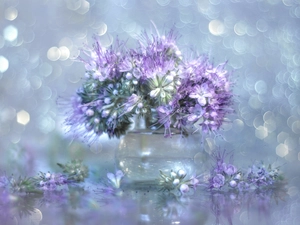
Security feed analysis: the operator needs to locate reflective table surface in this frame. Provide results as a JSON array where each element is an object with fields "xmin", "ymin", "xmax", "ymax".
[
  {"xmin": 1, "ymin": 0, "xmax": 300, "ymax": 224},
  {"xmin": 1, "ymin": 141, "xmax": 299, "ymax": 225}
]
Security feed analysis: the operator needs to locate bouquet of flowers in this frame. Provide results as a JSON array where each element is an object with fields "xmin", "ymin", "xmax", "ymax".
[{"xmin": 64, "ymin": 29, "xmax": 233, "ymax": 141}]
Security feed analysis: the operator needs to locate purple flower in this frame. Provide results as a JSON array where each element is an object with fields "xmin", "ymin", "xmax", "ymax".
[
  {"xmin": 121, "ymin": 94, "xmax": 141, "ymax": 115},
  {"xmin": 170, "ymin": 57, "xmax": 233, "ymax": 134},
  {"xmin": 212, "ymin": 174, "xmax": 225, "ymax": 189},
  {"xmin": 139, "ymin": 29, "xmax": 180, "ymax": 60},
  {"xmin": 224, "ymin": 164, "xmax": 237, "ymax": 176},
  {"xmin": 237, "ymin": 181, "xmax": 249, "ymax": 191},
  {"xmin": 37, "ymin": 172, "xmax": 68, "ymax": 191},
  {"xmin": 189, "ymin": 176, "xmax": 200, "ymax": 188},
  {"xmin": 157, "ymin": 106, "xmax": 174, "ymax": 137},
  {"xmin": 189, "ymin": 83, "xmax": 213, "ymax": 106},
  {"xmin": 187, "ymin": 104, "xmax": 204, "ymax": 122},
  {"xmin": 0, "ymin": 175, "xmax": 9, "ymax": 188},
  {"xmin": 246, "ymin": 163, "xmax": 277, "ymax": 187}
]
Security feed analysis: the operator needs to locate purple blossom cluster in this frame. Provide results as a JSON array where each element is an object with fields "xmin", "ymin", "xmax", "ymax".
[
  {"xmin": 0, "ymin": 160, "xmax": 89, "ymax": 195},
  {"xmin": 64, "ymin": 29, "xmax": 233, "ymax": 140},
  {"xmin": 36, "ymin": 172, "xmax": 68, "ymax": 191},
  {"xmin": 209, "ymin": 151, "xmax": 283, "ymax": 191},
  {"xmin": 0, "ymin": 175, "xmax": 10, "ymax": 188}
]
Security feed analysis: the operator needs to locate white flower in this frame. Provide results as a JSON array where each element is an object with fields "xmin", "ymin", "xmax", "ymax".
[
  {"xmin": 107, "ymin": 170, "xmax": 124, "ymax": 189},
  {"xmin": 45, "ymin": 173, "xmax": 51, "ymax": 179},
  {"xmin": 229, "ymin": 180, "xmax": 237, "ymax": 188},
  {"xmin": 170, "ymin": 171, "xmax": 177, "ymax": 178},
  {"xmin": 126, "ymin": 72, "xmax": 132, "ymax": 80},
  {"xmin": 178, "ymin": 170, "xmax": 186, "ymax": 177}
]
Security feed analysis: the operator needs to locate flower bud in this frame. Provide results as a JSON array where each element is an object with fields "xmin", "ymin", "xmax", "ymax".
[
  {"xmin": 126, "ymin": 72, "xmax": 133, "ymax": 80},
  {"xmin": 170, "ymin": 171, "xmax": 177, "ymax": 178},
  {"xmin": 235, "ymin": 173, "xmax": 241, "ymax": 180},
  {"xmin": 102, "ymin": 110, "xmax": 110, "ymax": 118},
  {"xmin": 229, "ymin": 180, "xmax": 237, "ymax": 187},
  {"xmin": 104, "ymin": 98, "xmax": 111, "ymax": 104},
  {"xmin": 137, "ymin": 102, "xmax": 143, "ymax": 108},
  {"xmin": 166, "ymin": 75, "xmax": 174, "ymax": 82},
  {"xmin": 178, "ymin": 170, "xmax": 186, "ymax": 177},
  {"xmin": 173, "ymin": 178, "xmax": 180, "ymax": 185},
  {"xmin": 150, "ymin": 88, "xmax": 160, "ymax": 98},
  {"xmin": 180, "ymin": 183, "xmax": 189, "ymax": 193},
  {"xmin": 175, "ymin": 50, "xmax": 181, "ymax": 56},
  {"xmin": 86, "ymin": 109, "xmax": 94, "ymax": 117}
]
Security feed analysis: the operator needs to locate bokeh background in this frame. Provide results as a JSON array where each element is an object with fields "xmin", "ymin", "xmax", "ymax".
[{"xmin": 0, "ymin": 0, "xmax": 300, "ymax": 224}]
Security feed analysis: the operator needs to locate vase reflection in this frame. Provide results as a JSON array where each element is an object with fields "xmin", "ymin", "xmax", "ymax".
[{"xmin": 116, "ymin": 130, "xmax": 208, "ymax": 183}]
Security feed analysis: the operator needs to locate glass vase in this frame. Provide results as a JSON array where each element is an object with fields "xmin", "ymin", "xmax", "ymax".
[{"xmin": 115, "ymin": 117, "xmax": 208, "ymax": 183}]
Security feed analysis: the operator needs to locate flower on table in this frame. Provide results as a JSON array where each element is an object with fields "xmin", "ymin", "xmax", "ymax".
[
  {"xmin": 224, "ymin": 164, "xmax": 237, "ymax": 176},
  {"xmin": 0, "ymin": 174, "xmax": 10, "ymax": 188},
  {"xmin": 208, "ymin": 150, "xmax": 284, "ymax": 191},
  {"xmin": 107, "ymin": 170, "xmax": 124, "ymax": 189},
  {"xmin": 246, "ymin": 161, "xmax": 282, "ymax": 187},
  {"xmin": 158, "ymin": 169, "xmax": 199, "ymax": 195},
  {"xmin": 9, "ymin": 176, "xmax": 40, "ymax": 194},
  {"xmin": 35, "ymin": 172, "xmax": 68, "ymax": 191},
  {"xmin": 95, "ymin": 170, "xmax": 125, "ymax": 197},
  {"xmin": 211, "ymin": 174, "xmax": 225, "ymax": 189},
  {"xmin": 57, "ymin": 159, "xmax": 89, "ymax": 183}
]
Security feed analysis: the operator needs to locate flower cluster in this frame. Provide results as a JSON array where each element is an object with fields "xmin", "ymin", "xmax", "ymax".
[
  {"xmin": 209, "ymin": 151, "xmax": 283, "ymax": 191},
  {"xmin": 158, "ymin": 169, "xmax": 199, "ymax": 195},
  {"xmin": 35, "ymin": 172, "xmax": 68, "ymax": 191},
  {"xmin": 64, "ymin": 29, "xmax": 233, "ymax": 140},
  {"xmin": 57, "ymin": 159, "xmax": 89, "ymax": 183},
  {"xmin": 0, "ymin": 174, "xmax": 10, "ymax": 188},
  {"xmin": 0, "ymin": 160, "xmax": 89, "ymax": 195},
  {"xmin": 9, "ymin": 176, "xmax": 39, "ymax": 194}
]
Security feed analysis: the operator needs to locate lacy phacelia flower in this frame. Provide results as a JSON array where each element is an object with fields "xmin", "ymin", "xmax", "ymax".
[
  {"xmin": 158, "ymin": 169, "xmax": 198, "ymax": 195},
  {"xmin": 208, "ymin": 150, "xmax": 284, "ymax": 191},
  {"xmin": 9, "ymin": 176, "xmax": 39, "ymax": 193},
  {"xmin": 0, "ymin": 175, "xmax": 10, "ymax": 188},
  {"xmin": 173, "ymin": 58, "xmax": 233, "ymax": 134},
  {"xmin": 57, "ymin": 159, "xmax": 89, "ymax": 183},
  {"xmin": 35, "ymin": 172, "xmax": 68, "ymax": 191},
  {"xmin": 64, "ymin": 29, "xmax": 233, "ymax": 140},
  {"xmin": 211, "ymin": 174, "xmax": 225, "ymax": 188}
]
